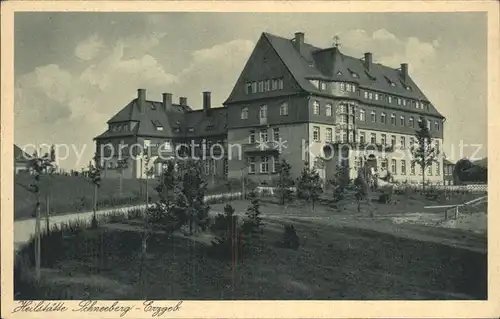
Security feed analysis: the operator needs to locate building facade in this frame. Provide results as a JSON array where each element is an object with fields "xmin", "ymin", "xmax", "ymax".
[
  {"xmin": 224, "ymin": 32, "xmax": 446, "ymax": 184},
  {"xmin": 94, "ymin": 90, "xmax": 228, "ymax": 183},
  {"xmin": 95, "ymin": 31, "xmax": 446, "ymax": 185}
]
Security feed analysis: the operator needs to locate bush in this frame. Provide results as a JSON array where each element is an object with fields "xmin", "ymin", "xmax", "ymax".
[
  {"xmin": 282, "ymin": 224, "xmax": 299, "ymax": 250},
  {"xmin": 378, "ymin": 185, "xmax": 394, "ymax": 204}
]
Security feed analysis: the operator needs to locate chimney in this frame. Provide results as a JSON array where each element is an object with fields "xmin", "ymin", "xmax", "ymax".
[
  {"xmin": 179, "ymin": 97, "xmax": 187, "ymax": 106},
  {"xmin": 203, "ymin": 91, "xmax": 211, "ymax": 116},
  {"xmin": 162, "ymin": 93, "xmax": 172, "ymax": 112},
  {"xmin": 294, "ymin": 32, "xmax": 305, "ymax": 54},
  {"xmin": 401, "ymin": 63, "xmax": 408, "ymax": 82},
  {"xmin": 364, "ymin": 52, "xmax": 372, "ymax": 71},
  {"xmin": 137, "ymin": 88, "xmax": 146, "ymax": 113}
]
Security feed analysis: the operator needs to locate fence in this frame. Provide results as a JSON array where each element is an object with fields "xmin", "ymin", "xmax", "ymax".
[{"xmin": 392, "ymin": 183, "xmax": 487, "ymax": 193}]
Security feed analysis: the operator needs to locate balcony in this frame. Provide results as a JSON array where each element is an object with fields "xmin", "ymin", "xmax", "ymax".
[{"xmin": 242, "ymin": 141, "xmax": 281, "ymax": 154}]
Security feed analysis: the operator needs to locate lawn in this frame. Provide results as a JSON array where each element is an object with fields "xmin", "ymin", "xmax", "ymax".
[
  {"xmin": 14, "ymin": 174, "xmax": 236, "ymax": 220},
  {"xmin": 15, "ymin": 200, "xmax": 487, "ymax": 300}
]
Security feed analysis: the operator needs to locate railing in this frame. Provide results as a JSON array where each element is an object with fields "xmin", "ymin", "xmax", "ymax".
[{"xmin": 424, "ymin": 195, "xmax": 487, "ymax": 220}]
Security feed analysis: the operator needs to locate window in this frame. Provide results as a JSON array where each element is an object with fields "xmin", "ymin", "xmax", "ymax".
[
  {"xmin": 173, "ymin": 127, "xmax": 181, "ymax": 133},
  {"xmin": 313, "ymin": 101, "xmax": 320, "ymax": 115},
  {"xmin": 248, "ymin": 157, "xmax": 256, "ymax": 174},
  {"xmin": 419, "ymin": 167, "xmax": 423, "ymax": 176},
  {"xmin": 320, "ymin": 81, "xmax": 327, "ymax": 91},
  {"xmin": 397, "ymin": 98, "xmax": 402, "ymax": 105},
  {"xmin": 188, "ymin": 127, "xmax": 195, "ymax": 132},
  {"xmin": 360, "ymin": 109, "xmax": 365, "ymax": 121},
  {"xmin": 370, "ymin": 133, "xmax": 376, "ymax": 144},
  {"xmin": 272, "ymin": 155, "xmax": 279, "ymax": 173},
  {"xmin": 436, "ymin": 162, "xmax": 440, "ymax": 176},
  {"xmin": 368, "ymin": 92, "xmax": 373, "ymax": 99},
  {"xmin": 206, "ymin": 125, "xmax": 214, "ymax": 131},
  {"xmin": 400, "ymin": 136, "xmax": 406, "ymax": 149},
  {"xmin": 252, "ymin": 82, "xmax": 257, "ymax": 93},
  {"xmin": 339, "ymin": 114, "xmax": 347, "ymax": 124},
  {"xmin": 409, "ymin": 117, "xmax": 414, "ymax": 128},
  {"xmin": 435, "ymin": 121, "xmax": 440, "ymax": 131},
  {"xmin": 349, "ymin": 105, "xmax": 355, "ymax": 114},
  {"xmin": 152, "ymin": 120, "xmax": 164, "ymax": 131},
  {"xmin": 411, "ymin": 163, "xmax": 416, "ymax": 175},
  {"xmin": 326, "ymin": 128, "xmax": 333, "ymax": 142},
  {"xmin": 352, "ymin": 85, "xmax": 356, "ymax": 92},
  {"xmin": 400, "ymin": 116, "xmax": 405, "ymax": 126},
  {"xmin": 391, "ymin": 114, "xmax": 396, "ymax": 125},
  {"xmin": 310, "ymin": 80, "xmax": 319, "ymax": 89},
  {"xmin": 245, "ymin": 82, "xmax": 252, "ymax": 94},
  {"xmin": 371, "ymin": 111, "xmax": 376, "ymax": 122},
  {"xmin": 410, "ymin": 137, "xmax": 415, "ymax": 147},
  {"xmin": 388, "ymin": 96, "xmax": 392, "ymax": 103},
  {"xmin": 391, "ymin": 135, "xmax": 396, "ymax": 147},
  {"xmin": 340, "ymin": 82, "xmax": 345, "ymax": 91},
  {"xmin": 428, "ymin": 165, "xmax": 433, "ymax": 176},
  {"xmin": 260, "ymin": 156, "xmax": 269, "ymax": 173},
  {"xmin": 341, "ymin": 132, "xmax": 347, "ymax": 143},
  {"xmin": 381, "ymin": 134, "xmax": 386, "ymax": 145},
  {"xmin": 258, "ymin": 81, "xmax": 264, "ymax": 92},
  {"xmin": 280, "ymin": 102, "xmax": 288, "ymax": 116},
  {"xmin": 427, "ymin": 120, "xmax": 431, "ymax": 130},
  {"xmin": 264, "ymin": 80, "xmax": 270, "ymax": 92},
  {"xmin": 402, "ymin": 99, "xmax": 407, "ymax": 106},
  {"xmin": 346, "ymin": 83, "xmax": 352, "ymax": 92},
  {"xmin": 375, "ymin": 93, "xmax": 379, "ymax": 100},
  {"xmin": 401, "ymin": 160, "xmax": 406, "ymax": 175},
  {"xmin": 260, "ymin": 129, "xmax": 268, "ymax": 142},
  {"xmin": 359, "ymin": 132, "xmax": 366, "ymax": 144},
  {"xmin": 381, "ymin": 159, "xmax": 388, "ymax": 170},
  {"xmin": 313, "ymin": 126, "xmax": 320, "ymax": 142},
  {"xmin": 241, "ymin": 107, "xmax": 248, "ymax": 119},
  {"xmin": 271, "ymin": 79, "xmax": 278, "ymax": 90},
  {"xmin": 364, "ymin": 91, "xmax": 368, "ymax": 99},
  {"xmin": 273, "ymin": 128, "xmax": 280, "ymax": 141},
  {"xmin": 278, "ymin": 78, "xmax": 284, "ymax": 90},
  {"xmin": 340, "ymin": 104, "xmax": 347, "ymax": 113},
  {"xmin": 435, "ymin": 140, "xmax": 440, "ymax": 153},
  {"xmin": 249, "ymin": 130, "xmax": 256, "ymax": 144},
  {"xmin": 259, "ymin": 105, "xmax": 267, "ymax": 119},
  {"xmin": 391, "ymin": 159, "xmax": 397, "ymax": 174},
  {"xmin": 325, "ymin": 104, "xmax": 332, "ymax": 117},
  {"xmin": 380, "ymin": 113, "xmax": 386, "ymax": 124}
]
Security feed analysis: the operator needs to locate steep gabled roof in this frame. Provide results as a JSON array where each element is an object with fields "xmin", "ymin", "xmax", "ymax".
[{"xmin": 262, "ymin": 32, "xmax": 443, "ymax": 118}]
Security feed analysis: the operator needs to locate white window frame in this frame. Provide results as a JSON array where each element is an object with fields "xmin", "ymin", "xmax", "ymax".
[
  {"xmin": 273, "ymin": 127, "xmax": 280, "ymax": 141},
  {"xmin": 313, "ymin": 101, "xmax": 320, "ymax": 115},
  {"xmin": 313, "ymin": 126, "xmax": 320, "ymax": 142},
  {"xmin": 260, "ymin": 129, "xmax": 268, "ymax": 142},
  {"xmin": 248, "ymin": 157, "xmax": 256, "ymax": 174},
  {"xmin": 391, "ymin": 159, "xmax": 397, "ymax": 174},
  {"xmin": 326, "ymin": 128, "xmax": 333, "ymax": 142},
  {"xmin": 280, "ymin": 102, "xmax": 288, "ymax": 116},
  {"xmin": 401, "ymin": 160, "xmax": 406, "ymax": 175},
  {"xmin": 241, "ymin": 107, "xmax": 248, "ymax": 119},
  {"xmin": 249, "ymin": 130, "xmax": 256, "ymax": 144},
  {"xmin": 360, "ymin": 109, "xmax": 365, "ymax": 121},
  {"xmin": 371, "ymin": 111, "xmax": 376, "ymax": 122},
  {"xmin": 260, "ymin": 156, "xmax": 269, "ymax": 173},
  {"xmin": 325, "ymin": 104, "xmax": 332, "ymax": 117},
  {"xmin": 259, "ymin": 105, "xmax": 267, "ymax": 119}
]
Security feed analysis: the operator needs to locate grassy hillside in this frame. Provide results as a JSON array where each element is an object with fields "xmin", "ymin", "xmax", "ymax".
[
  {"xmin": 14, "ymin": 174, "xmax": 158, "ymax": 220},
  {"xmin": 14, "ymin": 173, "xmax": 239, "ymax": 220}
]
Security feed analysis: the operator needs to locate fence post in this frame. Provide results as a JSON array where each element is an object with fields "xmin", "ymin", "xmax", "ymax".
[
  {"xmin": 444, "ymin": 209, "xmax": 448, "ymax": 220},
  {"xmin": 454, "ymin": 205, "xmax": 459, "ymax": 219}
]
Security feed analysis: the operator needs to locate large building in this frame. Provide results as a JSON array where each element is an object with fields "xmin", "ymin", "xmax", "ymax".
[{"xmin": 95, "ymin": 31, "xmax": 446, "ymax": 185}]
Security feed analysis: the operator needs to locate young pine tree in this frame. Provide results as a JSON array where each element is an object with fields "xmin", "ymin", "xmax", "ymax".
[
  {"xmin": 411, "ymin": 117, "xmax": 440, "ymax": 191},
  {"xmin": 296, "ymin": 163, "xmax": 323, "ymax": 210},
  {"xmin": 241, "ymin": 190, "xmax": 264, "ymax": 240},
  {"xmin": 275, "ymin": 159, "xmax": 295, "ymax": 206}
]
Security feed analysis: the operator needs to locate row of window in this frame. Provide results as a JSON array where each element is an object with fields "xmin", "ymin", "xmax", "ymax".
[
  {"xmin": 363, "ymin": 158, "xmax": 442, "ymax": 176},
  {"xmin": 311, "ymin": 126, "xmax": 441, "ymax": 151},
  {"xmin": 245, "ymin": 78, "xmax": 284, "ymax": 94},
  {"xmin": 359, "ymin": 109, "xmax": 440, "ymax": 131},
  {"xmin": 362, "ymin": 90, "xmax": 428, "ymax": 110},
  {"xmin": 248, "ymin": 155, "xmax": 279, "ymax": 174},
  {"xmin": 241, "ymin": 102, "xmax": 289, "ymax": 120},
  {"xmin": 310, "ymin": 80, "xmax": 358, "ymax": 93},
  {"xmin": 249, "ymin": 127, "xmax": 280, "ymax": 143}
]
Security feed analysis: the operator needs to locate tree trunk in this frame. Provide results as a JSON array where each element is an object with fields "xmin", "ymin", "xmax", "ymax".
[
  {"xmin": 422, "ymin": 167, "xmax": 426, "ymax": 192},
  {"xmin": 45, "ymin": 194, "xmax": 50, "ymax": 233},
  {"xmin": 35, "ymin": 195, "xmax": 41, "ymax": 281},
  {"xmin": 93, "ymin": 184, "xmax": 98, "ymax": 226}
]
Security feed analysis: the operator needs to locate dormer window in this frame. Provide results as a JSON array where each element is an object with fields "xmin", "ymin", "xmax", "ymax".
[
  {"xmin": 336, "ymin": 71, "xmax": 343, "ymax": 76},
  {"xmin": 350, "ymin": 71, "xmax": 359, "ymax": 78},
  {"xmin": 175, "ymin": 121, "xmax": 181, "ymax": 125},
  {"xmin": 309, "ymin": 80, "xmax": 319, "ymax": 89},
  {"xmin": 405, "ymin": 85, "xmax": 412, "ymax": 91},
  {"xmin": 173, "ymin": 127, "xmax": 181, "ymax": 133},
  {"xmin": 188, "ymin": 127, "xmax": 195, "ymax": 133},
  {"xmin": 152, "ymin": 120, "xmax": 164, "ymax": 131},
  {"xmin": 206, "ymin": 125, "xmax": 214, "ymax": 131},
  {"xmin": 320, "ymin": 81, "xmax": 327, "ymax": 91}
]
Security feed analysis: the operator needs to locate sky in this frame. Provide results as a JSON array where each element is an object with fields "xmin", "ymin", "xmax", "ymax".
[{"xmin": 14, "ymin": 12, "xmax": 487, "ymax": 170}]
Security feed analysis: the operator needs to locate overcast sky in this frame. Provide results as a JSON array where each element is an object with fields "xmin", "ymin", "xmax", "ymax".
[{"xmin": 14, "ymin": 12, "xmax": 487, "ymax": 169}]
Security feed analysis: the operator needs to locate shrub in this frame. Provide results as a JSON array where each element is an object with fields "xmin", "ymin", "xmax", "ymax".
[
  {"xmin": 378, "ymin": 185, "xmax": 394, "ymax": 204},
  {"xmin": 282, "ymin": 224, "xmax": 299, "ymax": 250}
]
